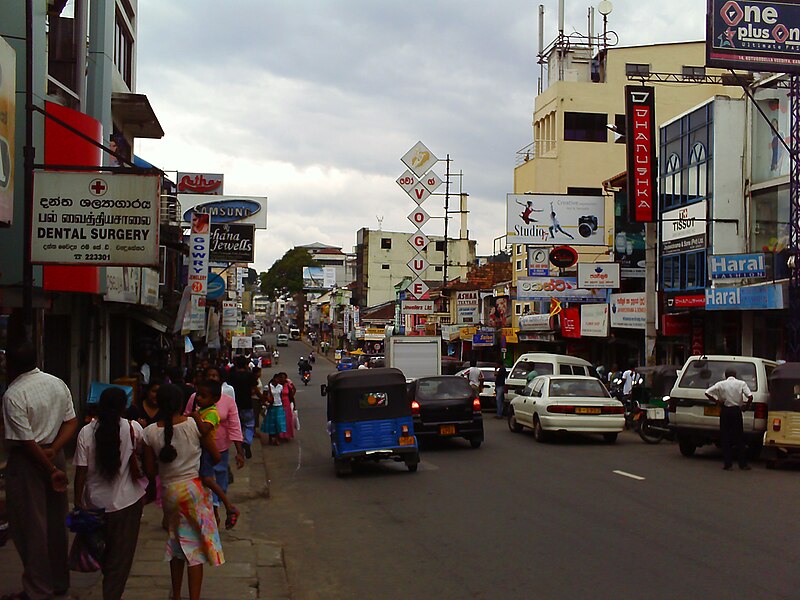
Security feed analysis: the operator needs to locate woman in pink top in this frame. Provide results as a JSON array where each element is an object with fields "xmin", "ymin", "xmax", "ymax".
[{"xmin": 278, "ymin": 372, "xmax": 296, "ymax": 440}]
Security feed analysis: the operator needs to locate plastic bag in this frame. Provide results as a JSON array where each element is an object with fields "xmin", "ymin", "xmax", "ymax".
[
  {"xmin": 67, "ymin": 508, "xmax": 106, "ymax": 572},
  {"xmin": 293, "ymin": 408, "xmax": 300, "ymax": 432}
]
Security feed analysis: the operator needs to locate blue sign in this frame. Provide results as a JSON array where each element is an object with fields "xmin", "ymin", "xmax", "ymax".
[
  {"xmin": 472, "ymin": 332, "xmax": 495, "ymax": 347},
  {"xmin": 709, "ymin": 253, "xmax": 766, "ymax": 279},
  {"xmin": 207, "ymin": 272, "xmax": 226, "ymax": 301},
  {"xmin": 182, "ymin": 199, "xmax": 262, "ymax": 224},
  {"xmin": 705, "ymin": 284, "xmax": 785, "ymax": 311}
]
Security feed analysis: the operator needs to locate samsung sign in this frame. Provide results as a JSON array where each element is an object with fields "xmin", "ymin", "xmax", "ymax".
[
  {"xmin": 709, "ymin": 253, "xmax": 766, "ymax": 279},
  {"xmin": 179, "ymin": 194, "xmax": 267, "ymax": 229}
]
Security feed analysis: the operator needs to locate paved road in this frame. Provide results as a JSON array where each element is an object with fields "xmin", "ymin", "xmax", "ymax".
[{"xmin": 253, "ymin": 335, "xmax": 800, "ymax": 600}]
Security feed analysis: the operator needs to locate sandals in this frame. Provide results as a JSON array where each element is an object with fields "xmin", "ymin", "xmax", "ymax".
[{"xmin": 225, "ymin": 506, "xmax": 240, "ymax": 530}]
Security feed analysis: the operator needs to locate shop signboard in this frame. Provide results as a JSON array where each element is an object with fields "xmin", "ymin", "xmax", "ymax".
[
  {"xmin": 441, "ymin": 324, "xmax": 461, "ymax": 341},
  {"xmin": 665, "ymin": 293, "xmax": 707, "ymax": 312},
  {"xmin": 661, "ymin": 314, "xmax": 692, "ymax": 337},
  {"xmin": 625, "ymin": 86, "xmax": 657, "ymax": 222},
  {"xmin": 456, "ymin": 290, "xmax": 480, "ymax": 323},
  {"xmin": 707, "ymin": 0, "xmax": 800, "ymax": 73},
  {"xmin": 31, "ymin": 172, "xmax": 160, "ymax": 266},
  {"xmin": 517, "ymin": 277, "xmax": 608, "ymax": 303},
  {"xmin": 560, "ymin": 307, "xmax": 581, "ymax": 339},
  {"xmin": 104, "ymin": 267, "xmax": 141, "ymax": 304},
  {"xmin": 364, "ymin": 328, "xmax": 385, "ymax": 341},
  {"xmin": 188, "ymin": 212, "xmax": 210, "ymax": 296},
  {"xmin": 610, "ymin": 293, "xmax": 647, "ymax": 329},
  {"xmin": 709, "ymin": 253, "xmax": 766, "ymax": 279},
  {"xmin": 506, "ymin": 193, "xmax": 605, "ymax": 245},
  {"xmin": 0, "ymin": 37, "xmax": 15, "ymax": 226},
  {"xmin": 472, "ymin": 331, "xmax": 496, "ymax": 347},
  {"xmin": 222, "ymin": 300, "xmax": 238, "ymax": 328},
  {"xmin": 179, "ymin": 194, "xmax": 267, "ymax": 229},
  {"xmin": 527, "ymin": 247, "xmax": 549, "ymax": 276},
  {"xmin": 580, "ymin": 304, "xmax": 609, "ymax": 337},
  {"xmin": 705, "ymin": 283, "xmax": 785, "ymax": 310},
  {"xmin": 460, "ymin": 326, "xmax": 478, "ymax": 339},
  {"xmin": 140, "ymin": 267, "xmax": 160, "ymax": 307},
  {"xmin": 577, "ymin": 262, "xmax": 621, "ymax": 289},
  {"xmin": 402, "ymin": 300, "xmax": 434, "ymax": 314},
  {"xmin": 209, "ymin": 223, "xmax": 254, "ymax": 263},
  {"xmin": 231, "ymin": 335, "xmax": 253, "ymax": 349},
  {"xmin": 661, "ymin": 201, "xmax": 707, "ymax": 255},
  {"xmin": 518, "ymin": 314, "xmax": 554, "ymax": 331},
  {"xmin": 189, "ymin": 294, "xmax": 206, "ymax": 331},
  {"xmin": 176, "ymin": 172, "xmax": 223, "ymax": 195}
]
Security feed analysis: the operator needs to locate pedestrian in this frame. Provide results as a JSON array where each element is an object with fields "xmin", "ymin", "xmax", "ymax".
[
  {"xmin": 252, "ymin": 366, "xmax": 264, "ymax": 430},
  {"xmin": 621, "ymin": 364, "xmax": 638, "ymax": 412},
  {"xmin": 73, "ymin": 387, "xmax": 146, "ymax": 600},
  {"xmin": 183, "ymin": 367, "xmax": 245, "ymax": 526},
  {"xmin": 494, "ymin": 361, "xmax": 508, "ymax": 419},
  {"xmin": 127, "ymin": 378, "xmax": 162, "ymax": 427},
  {"xmin": 142, "ymin": 384, "xmax": 225, "ymax": 600},
  {"xmin": 705, "ymin": 368, "xmax": 754, "ymax": 470},
  {"xmin": 2, "ymin": 341, "xmax": 78, "ymax": 600},
  {"xmin": 227, "ymin": 356, "xmax": 260, "ymax": 458},
  {"xmin": 467, "ymin": 359, "xmax": 484, "ymax": 395},
  {"xmin": 260, "ymin": 375, "xmax": 286, "ymax": 446},
  {"xmin": 278, "ymin": 372, "xmax": 297, "ymax": 441},
  {"xmin": 272, "ymin": 348, "xmax": 280, "ymax": 366}
]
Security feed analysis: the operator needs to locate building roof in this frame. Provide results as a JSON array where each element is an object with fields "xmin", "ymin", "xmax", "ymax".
[
  {"xmin": 297, "ymin": 242, "xmax": 342, "ymax": 251},
  {"xmin": 360, "ymin": 301, "xmax": 396, "ymax": 322},
  {"xmin": 439, "ymin": 262, "xmax": 513, "ymax": 292}
]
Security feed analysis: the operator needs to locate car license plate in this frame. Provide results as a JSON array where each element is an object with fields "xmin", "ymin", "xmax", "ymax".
[
  {"xmin": 439, "ymin": 425, "xmax": 456, "ymax": 435},
  {"xmin": 704, "ymin": 405, "xmax": 721, "ymax": 417},
  {"xmin": 575, "ymin": 407, "xmax": 601, "ymax": 414},
  {"xmin": 398, "ymin": 436, "xmax": 414, "ymax": 446},
  {"xmin": 646, "ymin": 407, "xmax": 665, "ymax": 420}
]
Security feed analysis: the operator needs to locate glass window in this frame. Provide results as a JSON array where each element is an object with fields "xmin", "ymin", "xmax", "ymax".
[
  {"xmin": 515, "ymin": 303, "xmax": 522, "ymax": 315},
  {"xmin": 381, "ymin": 238, "xmax": 392, "ymax": 249},
  {"xmin": 752, "ymin": 185, "xmax": 789, "ymax": 253},
  {"xmin": 752, "ymin": 90, "xmax": 790, "ymax": 183},
  {"xmin": 563, "ymin": 112, "xmax": 608, "ymax": 142},
  {"xmin": 549, "ymin": 378, "xmax": 610, "ymax": 397},
  {"xmin": 687, "ymin": 143, "xmax": 707, "ymax": 200},
  {"xmin": 359, "ymin": 392, "xmax": 388, "ymax": 408},
  {"xmin": 662, "ymin": 153, "xmax": 681, "ymax": 208},
  {"xmin": 677, "ymin": 360, "xmax": 758, "ymax": 391},
  {"xmin": 416, "ymin": 377, "xmax": 473, "ymax": 400},
  {"xmin": 435, "ymin": 241, "xmax": 445, "ymax": 252},
  {"xmin": 532, "ymin": 378, "xmax": 545, "ymax": 396},
  {"xmin": 516, "ymin": 259, "xmax": 523, "ymax": 271},
  {"xmin": 510, "ymin": 361, "xmax": 555, "ymax": 380},
  {"xmin": 559, "ymin": 365, "xmax": 573, "ymax": 375},
  {"xmin": 625, "ymin": 63, "xmax": 651, "ymax": 77},
  {"xmin": 682, "ymin": 66, "xmax": 706, "ymax": 80}
]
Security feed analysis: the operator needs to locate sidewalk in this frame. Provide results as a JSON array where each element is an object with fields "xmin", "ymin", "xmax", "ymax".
[{"xmin": 0, "ymin": 439, "xmax": 289, "ymax": 600}]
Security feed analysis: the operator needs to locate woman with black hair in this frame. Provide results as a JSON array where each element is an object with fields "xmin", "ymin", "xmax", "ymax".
[
  {"xmin": 142, "ymin": 383, "xmax": 224, "ymax": 600},
  {"xmin": 73, "ymin": 386, "xmax": 147, "ymax": 600}
]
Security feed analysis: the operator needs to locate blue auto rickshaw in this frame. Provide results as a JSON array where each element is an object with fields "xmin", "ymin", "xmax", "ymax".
[{"xmin": 322, "ymin": 367, "xmax": 420, "ymax": 477}]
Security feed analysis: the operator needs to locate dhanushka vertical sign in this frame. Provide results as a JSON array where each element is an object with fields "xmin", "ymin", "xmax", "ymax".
[{"xmin": 625, "ymin": 86, "xmax": 656, "ymax": 223}]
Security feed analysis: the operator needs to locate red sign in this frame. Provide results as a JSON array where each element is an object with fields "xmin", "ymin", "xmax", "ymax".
[
  {"xmin": 665, "ymin": 294, "xmax": 706, "ymax": 311},
  {"xmin": 691, "ymin": 317, "xmax": 704, "ymax": 356},
  {"xmin": 560, "ymin": 307, "xmax": 581, "ymax": 339},
  {"xmin": 549, "ymin": 245, "xmax": 578, "ymax": 269},
  {"xmin": 661, "ymin": 314, "xmax": 691, "ymax": 337},
  {"xmin": 625, "ymin": 86, "xmax": 656, "ymax": 222},
  {"xmin": 177, "ymin": 172, "xmax": 224, "ymax": 195}
]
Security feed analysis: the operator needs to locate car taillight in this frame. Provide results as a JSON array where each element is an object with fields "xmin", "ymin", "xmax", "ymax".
[
  {"xmin": 547, "ymin": 405, "xmax": 575, "ymax": 414},
  {"xmin": 668, "ymin": 397, "xmax": 676, "ymax": 413},
  {"xmin": 473, "ymin": 398, "xmax": 482, "ymax": 412},
  {"xmin": 411, "ymin": 400, "xmax": 420, "ymax": 415},
  {"xmin": 344, "ymin": 430, "xmax": 352, "ymax": 442},
  {"xmin": 773, "ymin": 418, "xmax": 782, "ymax": 432},
  {"xmin": 601, "ymin": 405, "xmax": 625, "ymax": 414},
  {"xmin": 401, "ymin": 424, "xmax": 409, "ymax": 435},
  {"xmin": 754, "ymin": 403, "xmax": 767, "ymax": 420}
]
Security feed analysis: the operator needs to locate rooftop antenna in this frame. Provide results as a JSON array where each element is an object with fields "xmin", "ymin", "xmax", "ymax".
[
  {"xmin": 538, "ymin": 4, "xmax": 545, "ymax": 94},
  {"xmin": 376, "ymin": 215, "xmax": 384, "ymax": 231},
  {"xmin": 597, "ymin": 0, "xmax": 613, "ymax": 53},
  {"xmin": 588, "ymin": 6, "xmax": 595, "ymax": 55}
]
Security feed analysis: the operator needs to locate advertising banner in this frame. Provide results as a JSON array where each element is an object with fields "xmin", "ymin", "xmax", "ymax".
[
  {"xmin": 527, "ymin": 247, "xmax": 550, "ymax": 277},
  {"xmin": 664, "ymin": 293, "xmax": 707, "ymax": 312},
  {"xmin": 709, "ymin": 253, "xmax": 766, "ymax": 279},
  {"xmin": 0, "ymin": 37, "xmax": 15, "ymax": 226},
  {"xmin": 177, "ymin": 172, "xmax": 223, "ymax": 195},
  {"xmin": 441, "ymin": 324, "xmax": 461, "ymax": 341},
  {"xmin": 705, "ymin": 283, "xmax": 785, "ymax": 310},
  {"xmin": 104, "ymin": 267, "xmax": 141, "ymax": 304},
  {"xmin": 323, "ymin": 267, "xmax": 337, "ymax": 288},
  {"xmin": 506, "ymin": 194, "xmax": 605, "ymax": 245},
  {"xmin": 518, "ymin": 314, "xmax": 554, "ymax": 331},
  {"xmin": 31, "ymin": 172, "xmax": 160, "ymax": 266},
  {"xmin": 707, "ymin": 0, "xmax": 800, "ymax": 73},
  {"xmin": 222, "ymin": 300, "xmax": 238, "ymax": 329},
  {"xmin": 581, "ymin": 304, "xmax": 609, "ymax": 337},
  {"xmin": 560, "ymin": 307, "xmax": 581, "ymax": 339},
  {"xmin": 179, "ymin": 194, "xmax": 267, "ymax": 229},
  {"xmin": 188, "ymin": 212, "xmax": 210, "ymax": 296},
  {"xmin": 577, "ymin": 262, "xmax": 621, "ymax": 289},
  {"xmin": 231, "ymin": 335, "xmax": 253, "ymax": 349},
  {"xmin": 610, "ymin": 293, "xmax": 647, "ymax": 329},
  {"xmin": 456, "ymin": 291, "xmax": 480, "ymax": 324},
  {"xmin": 472, "ymin": 331, "xmax": 496, "ymax": 347},
  {"xmin": 625, "ymin": 86, "xmax": 657, "ymax": 222},
  {"xmin": 189, "ymin": 294, "xmax": 206, "ymax": 331},
  {"xmin": 209, "ymin": 223, "xmax": 254, "ymax": 263},
  {"xmin": 661, "ymin": 200, "xmax": 707, "ymax": 255},
  {"xmin": 402, "ymin": 300, "xmax": 434, "ymax": 314},
  {"xmin": 141, "ymin": 268, "xmax": 160, "ymax": 307},
  {"xmin": 517, "ymin": 277, "xmax": 608, "ymax": 303}
]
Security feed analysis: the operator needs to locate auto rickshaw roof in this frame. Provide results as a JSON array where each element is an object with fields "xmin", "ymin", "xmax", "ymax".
[
  {"xmin": 326, "ymin": 367, "xmax": 407, "ymax": 391},
  {"xmin": 769, "ymin": 362, "xmax": 800, "ymax": 381}
]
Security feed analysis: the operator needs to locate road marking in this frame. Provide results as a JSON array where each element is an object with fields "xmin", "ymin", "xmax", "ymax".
[{"xmin": 613, "ymin": 470, "xmax": 645, "ymax": 481}]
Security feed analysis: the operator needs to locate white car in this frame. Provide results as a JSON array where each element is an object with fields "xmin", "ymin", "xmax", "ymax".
[
  {"xmin": 508, "ymin": 375, "xmax": 624, "ymax": 443},
  {"xmin": 455, "ymin": 367, "xmax": 497, "ymax": 409}
]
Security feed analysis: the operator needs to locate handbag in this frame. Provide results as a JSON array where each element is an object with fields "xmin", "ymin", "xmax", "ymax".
[
  {"xmin": 67, "ymin": 508, "xmax": 106, "ymax": 572},
  {"xmin": 128, "ymin": 421, "xmax": 156, "ymax": 504}
]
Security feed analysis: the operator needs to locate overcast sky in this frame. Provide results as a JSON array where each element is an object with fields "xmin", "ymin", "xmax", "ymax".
[{"xmin": 135, "ymin": 0, "xmax": 705, "ymax": 273}]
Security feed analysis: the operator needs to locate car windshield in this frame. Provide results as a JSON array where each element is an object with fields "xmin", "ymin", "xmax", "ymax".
[
  {"xmin": 548, "ymin": 378, "xmax": 609, "ymax": 398},
  {"xmin": 482, "ymin": 370, "xmax": 496, "ymax": 382},
  {"xmin": 416, "ymin": 377, "xmax": 473, "ymax": 400},
  {"xmin": 678, "ymin": 360, "xmax": 758, "ymax": 391},
  {"xmin": 510, "ymin": 361, "xmax": 555, "ymax": 379}
]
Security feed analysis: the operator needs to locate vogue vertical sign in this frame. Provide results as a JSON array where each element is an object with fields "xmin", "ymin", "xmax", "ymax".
[{"xmin": 625, "ymin": 86, "xmax": 657, "ymax": 223}]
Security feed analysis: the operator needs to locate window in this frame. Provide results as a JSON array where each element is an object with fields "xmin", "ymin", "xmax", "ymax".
[
  {"xmin": 359, "ymin": 392, "xmax": 388, "ymax": 408},
  {"xmin": 682, "ymin": 66, "xmax": 706, "ymax": 81},
  {"xmin": 516, "ymin": 259, "xmax": 523, "ymax": 271},
  {"xmin": 516, "ymin": 245, "xmax": 524, "ymax": 254},
  {"xmin": 687, "ymin": 143, "xmax": 708, "ymax": 200},
  {"xmin": 114, "ymin": 10, "xmax": 133, "ymax": 87},
  {"xmin": 559, "ymin": 365, "xmax": 574, "ymax": 375},
  {"xmin": 435, "ymin": 241, "xmax": 445, "ymax": 252},
  {"xmin": 563, "ymin": 112, "xmax": 608, "ymax": 142},
  {"xmin": 678, "ymin": 360, "xmax": 758, "ymax": 391},
  {"xmin": 613, "ymin": 114, "xmax": 626, "ymax": 143},
  {"xmin": 752, "ymin": 185, "xmax": 789, "ymax": 253},
  {"xmin": 515, "ymin": 303, "xmax": 522, "ymax": 315},
  {"xmin": 382, "ymin": 264, "xmax": 390, "ymax": 270},
  {"xmin": 684, "ymin": 251, "xmax": 706, "ymax": 290},
  {"xmin": 662, "ymin": 153, "xmax": 681, "ymax": 208},
  {"xmin": 381, "ymin": 238, "xmax": 392, "ymax": 249},
  {"xmin": 625, "ymin": 63, "xmax": 651, "ymax": 77},
  {"xmin": 510, "ymin": 361, "xmax": 554, "ymax": 380},
  {"xmin": 662, "ymin": 255, "xmax": 679, "ymax": 290},
  {"xmin": 435, "ymin": 266, "xmax": 443, "ymax": 272}
]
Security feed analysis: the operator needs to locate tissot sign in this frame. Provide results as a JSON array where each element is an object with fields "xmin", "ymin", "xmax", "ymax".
[
  {"xmin": 707, "ymin": 0, "xmax": 800, "ymax": 72},
  {"xmin": 624, "ymin": 86, "xmax": 656, "ymax": 223}
]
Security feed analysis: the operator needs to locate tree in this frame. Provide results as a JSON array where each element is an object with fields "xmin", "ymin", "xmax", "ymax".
[{"xmin": 259, "ymin": 247, "xmax": 316, "ymax": 299}]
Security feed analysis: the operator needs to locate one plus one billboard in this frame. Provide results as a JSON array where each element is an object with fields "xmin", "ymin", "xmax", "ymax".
[{"xmin": 707, "ymin": 0, "xmax": 800, "ymax": 72}]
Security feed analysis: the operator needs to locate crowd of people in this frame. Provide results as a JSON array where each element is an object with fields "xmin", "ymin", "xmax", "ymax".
[{"xmin": 1, "ymin": 342, "xmax": 298, "ymax": 600}]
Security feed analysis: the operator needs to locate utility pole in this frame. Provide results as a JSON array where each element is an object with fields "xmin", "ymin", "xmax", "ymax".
[
  {"xmin": 22, "ymin": 0, "xmax": 34, "ymax": 343},
  {"xmin": 443, "ymin": 154, "xmax": 450, "ymax": 286}
]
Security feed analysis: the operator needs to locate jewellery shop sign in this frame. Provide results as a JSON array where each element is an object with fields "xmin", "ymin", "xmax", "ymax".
[{"xmin": 31, "ymin": 171, "xmax": 160, "ymax": 266}]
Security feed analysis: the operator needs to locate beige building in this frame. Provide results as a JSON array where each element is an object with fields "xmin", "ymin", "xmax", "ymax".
[{"xmin": 510, "ymin": 40, "xmax": 742, "ymax": 329}]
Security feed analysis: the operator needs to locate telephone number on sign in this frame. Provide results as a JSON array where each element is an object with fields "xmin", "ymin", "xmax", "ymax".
[{"xmin": 74, "ymin": 253, "xmax": 111, "ymax": 261}]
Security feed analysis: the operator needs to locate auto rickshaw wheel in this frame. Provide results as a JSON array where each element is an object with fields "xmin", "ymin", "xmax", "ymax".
[
  {"xmin": 406, "ymin": 462, "xmax": 418, "ymax": 472},
  {"xmin": 678, "ymin": 435, "xmax": 696, "ymax": 457},
  {"xmin": 334, "ymin": 458, "xmax": 352, "ymax": 477},
  {"xmin": 470, "ymin": 437, "xmax": 482, "ymax": 449}
]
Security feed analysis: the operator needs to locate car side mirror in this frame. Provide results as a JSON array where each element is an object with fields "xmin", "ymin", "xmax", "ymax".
[{"xmin": 320, "ymin": 384, "xmax": 327, "ymax": 397}]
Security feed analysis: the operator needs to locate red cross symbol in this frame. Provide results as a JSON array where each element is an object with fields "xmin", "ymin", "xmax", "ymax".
[{"xmin": 89, "ymin": 178, "xmax": 107, "ymax": 196}]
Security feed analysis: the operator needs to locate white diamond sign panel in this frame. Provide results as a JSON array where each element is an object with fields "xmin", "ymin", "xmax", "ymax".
[
  {"xmin": 407, "ymin": 183, "xmax": 431, "ymax": 205},
  {"xmin": 407, "ymin": 277, "xmax": 430, "ymax": 299},
  {"xmin": 407, "ymin": 253, "xmax": 429, "ymax": 276},
  {"xmin": 407, "ymin": 231, "xmax": 430, "ymax": 251},
  {"xmin": 421, "ymin": 171, "xmax": 443, "ymax": 194},
  {"xmin": 407, "ymin": 206, "xmax": 431, "ymax": 229},
  {"xmin": 396, "ymin": 170, "xmax": 417, "ymax": 194},
  {"xmin": 401, "ymin": 141, "xmax": 438, "ymax": 177}
]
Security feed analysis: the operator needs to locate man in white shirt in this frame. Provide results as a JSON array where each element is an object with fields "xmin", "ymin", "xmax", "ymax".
[
  {"xmin": 467, "ymin": 359, "xmax": 484, "ymax": 394},
  {"xmin": 705, "ymin": 368, "xmax": 754, "ymax": 470},
  {"xmin": 3, "ymin": 342, "xmax": 78, "ymax": 599},
  {"xmin": 621, "ymin": 366, "xmax": 638, "ymax": 412}
]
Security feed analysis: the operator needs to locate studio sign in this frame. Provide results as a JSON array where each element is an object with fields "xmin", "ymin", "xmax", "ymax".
[{"xmin": 182, "ymin": 199, "xmax": 262, "ymax": 224}]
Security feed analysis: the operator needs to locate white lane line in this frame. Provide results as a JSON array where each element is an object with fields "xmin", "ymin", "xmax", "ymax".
[{"xmin": 613, "ymin": 470, "xmax": 645, "ymax": 481}]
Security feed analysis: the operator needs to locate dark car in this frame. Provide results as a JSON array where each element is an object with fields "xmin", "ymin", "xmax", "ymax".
[{"xmin": 407, "ymin": 376, "xmax": 484, "ymax": 448}]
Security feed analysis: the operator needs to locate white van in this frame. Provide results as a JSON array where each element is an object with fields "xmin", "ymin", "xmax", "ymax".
[
  {"xmin": 669, "ymin": 355, "xmax": 778, "ymax": 458},
  {"xmin": 503, "ymin": 353, "xmax": 596, "ymax": 415}
]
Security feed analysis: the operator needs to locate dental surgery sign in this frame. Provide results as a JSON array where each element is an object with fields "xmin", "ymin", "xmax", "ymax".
[
  {"xmin": 31, "ymin": 171, "xmax": 160, "ymax": 266},
  {"xmin": 709, "ymin": 253, "xmax": 766, "ymax": 279},
  {"xmin": 707, "ymin": 0, "xmax": 800, "ymax": 73}
]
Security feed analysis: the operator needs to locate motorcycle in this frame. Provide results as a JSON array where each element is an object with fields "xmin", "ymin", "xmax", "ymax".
[
  {"xmin": 625, "ymin": 365, "xmax": 680, "ymax": 444},
  {"xmin": 301, "ymin": 370, "xmax": 311, "ymax": 385}
]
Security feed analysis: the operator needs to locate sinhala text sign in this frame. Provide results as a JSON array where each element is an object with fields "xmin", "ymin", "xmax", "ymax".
[
  {"xmin": 506, "ymin": 194, "xmax": 605, "ymax": 245},
  {"xmin": 32, "ymin": 171, "xmax": 159, "ymax": 266},
  {"xmin": 707, "ymin": 0, "xmax": 800, "ymax": 73}
]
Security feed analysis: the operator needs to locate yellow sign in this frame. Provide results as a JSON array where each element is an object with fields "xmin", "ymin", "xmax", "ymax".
[
  {"xmin": 0, "ymin": 37, "xmax": 15, "ymax": 225},
  {"xmin": 501, "ymin": 327, "xmax": 518, "ymax": 343},
  {"xmin": 460, "ymin": 326, "xmax": 477, "ymax": 338}
]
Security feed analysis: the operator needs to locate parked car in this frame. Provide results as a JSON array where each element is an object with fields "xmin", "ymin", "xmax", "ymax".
[
  {"xmin": 407, "ymin": 376, "xmax": 484, "ymax": 448},
  {"xmin": 503, "ymin": 353, "xmax": 596, "ymax": 414},
  {"xmin": 455, "ymin": 367, "xmax": 497, "ymax": 410},
  {"xmin": 276, "ymin": 333, "xmax": 289, "ymax": 347},
  {"xmin": 337, "ymin": 356, "xmax": 359, "ymax": 372},
  {"xmin": 508, "ymin": 375, "xmax": 624, "ymax": 443},
  {"xmin": 669, "ymin": 355, "xmax": 777, "ymax": 458}
]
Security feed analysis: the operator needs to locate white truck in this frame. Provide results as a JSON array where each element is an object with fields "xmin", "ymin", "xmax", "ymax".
[{"xmin": 385, "ymin": 335, "xmax": 442, "ymax": 381}]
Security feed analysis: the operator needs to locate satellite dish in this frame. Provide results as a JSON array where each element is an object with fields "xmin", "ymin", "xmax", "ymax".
[{"xmin": 598, "ymin": 0, "xmax": 613, "ymax": 15}]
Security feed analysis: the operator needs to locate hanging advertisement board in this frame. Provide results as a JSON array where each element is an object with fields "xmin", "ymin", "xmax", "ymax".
[
  {"xmin": 581, "ymin": 304, "xmax": 609, "ymax": 337},
  {"xmin": 0, "ymin": 37, "xmax": 15, "ymax": 226},
  {"xmin": 141, "ymin": 268, "xmax": 160, "ymax": 307},
  {"xmin": 506, "ymin": 194, "xmax": 605, "ymax": 245},
  {"xmin": 709, "ymin": 253, "xmax": 766, "ymax": 279},
  {"xmin": 456, "ymin": 291, "xmax": 480, "ymax": 324},
  {"xmin": 176, "ymin": 172, "xmax": 223, "ymax": 195},
  {"xmin": 705, "ymin": 283, "xmax": 785, "ymax": 310},
  {"xmin": 625, "ymin": 86, "xmax": 657, "ymax": 222},
  {"xmin": 188, "ymin": 212, "xmax": 210, "ymax": 296},
  {"xmin": 104, "ymin": 267, "xmax": 141, "ymax": 304},
  {"xmin": 31, "ymin": 172, "xmax": 160, "ymax": 266},
  {"xmin": 517, "ymin": 277, "xmax": 608, "ymax": 303},
  {"xmin": 610, "ymin": 293, "xmax": 647, "ymax": 329},
  {"xmin": 179, "ymin": 194, "xmax": 267, "ymax": 229},
  {"xmin": 577, "ymin": 263, "xmax": 621, "ymax": 289},
  {"xmin": 402, "ymin": 300, "xmax": 434, "ymax": 314},
  {"xmin": 209, "ymin": 223, "xmax": 254, "ymax": 263},
  {"xmin": 661, "ymin": 201, "xmax": 707, "ymax": 255},
  {"xmin": 527, "ymin": 247, "xmax": 550, "ymax": 276},
  {"xmin": 560, "ymin": 307, "xmax": 581, "ymax": 339}
]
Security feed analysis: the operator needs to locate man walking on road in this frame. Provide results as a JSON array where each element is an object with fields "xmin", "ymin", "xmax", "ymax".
[
  {"xmin": 2, "ymin": 342, "xmax": 78, "ymax": 599},
  {"xmin": 494, "ymin": 361, "xmax": 508, "ymax": 419},
  {"xmin": 705, "ymin": 368, "xmax": 754, "ymax": 471}
]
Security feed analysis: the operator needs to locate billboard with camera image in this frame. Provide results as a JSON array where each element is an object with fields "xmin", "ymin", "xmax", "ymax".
[{"xmin": 506, "ymin": 194, "xmax": 605, "ymax": 246}]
